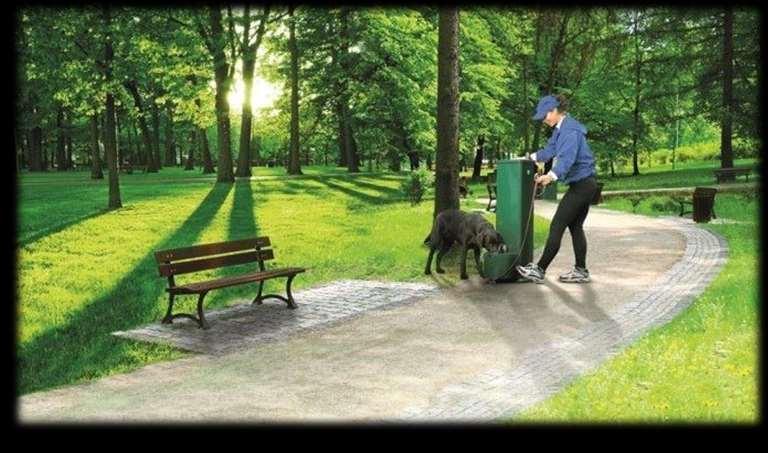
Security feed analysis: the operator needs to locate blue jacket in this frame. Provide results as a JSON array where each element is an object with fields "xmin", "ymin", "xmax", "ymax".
[{"xmin": 534, "ymin": 115, "xmax": 596, "ymax": 185}]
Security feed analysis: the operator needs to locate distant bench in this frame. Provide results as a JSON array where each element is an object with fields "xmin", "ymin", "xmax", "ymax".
[
  {"xmin": 154, "ymin": 236, "xmax": 306, "ymax": 329},
  {"xmin": 713, "ymin": 167, "xmax": 753, "ymax": 184}
]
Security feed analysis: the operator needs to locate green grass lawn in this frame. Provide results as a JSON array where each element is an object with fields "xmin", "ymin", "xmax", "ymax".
[
  {"xmin": 17, "ymin": 168, "xmax": 549, "ymax": 395},
  {"xmin": 513, "ymin": 191, "xmax": 759, "ymax": 422},
  {"xmin": 593, "ymin": 158, "xmax": 759, "ymax": 192}
]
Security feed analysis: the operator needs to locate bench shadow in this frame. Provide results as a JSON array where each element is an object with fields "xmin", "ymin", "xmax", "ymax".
[{"xmin": 18, "ymin": 183, "xmax": 234, "ymax": 395}]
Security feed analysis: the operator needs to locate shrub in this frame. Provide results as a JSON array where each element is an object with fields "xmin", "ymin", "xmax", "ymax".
[{"xmin": 401, "ymin": 167, "xmax": 434, "ymax": 205}]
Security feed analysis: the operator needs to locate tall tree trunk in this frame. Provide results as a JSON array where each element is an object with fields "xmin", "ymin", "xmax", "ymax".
[
  {"xmin": 151, "ymin": 99, "xmax": 162, "ymax": 168},
  {"xmin": 471, "ymin": 134, "xmax": 485, "ymax": 180},
  {"xmin": 28, "ymin": 123, "xmax": 40, "ymax": 171},
  {"xmin": 164, "ymin": 103, "xmax": 175, "ymax": 166},
  {"xmin": 522, "ymin": 55, "xmax": 530, "ymax": 155},
  {"xmin": 252, "ymin": 135, "xmax": 261, "ymax": 166},
  {"xmin": 43, "ymin": 137, "xmax": 49, "ymax": 171},
  {"xmin": 200, "ymin": 128, "xmax": 215, "ymax": 174},
  {"xmin": 126, "ymin": 113, "xmax": 135, "ymax": 164},
  {"xmin": 631, "ymin": 11, "xmax": 642, "ymax": 177},
  {"xmin": 115, "ymin": 108, "xmax": 123, "ymax": 167},
  {"xmin": 65, "ymin": 113, "xmax": 73, "ymax": 170},
  {"xmin": 236, "ymin": 5, "xmax": 270, "ymax": 178},
  {"xmin": 130, "ymin": 117, "xmax": 141, "ymax": 165},
  {"xmin": 434, "ymin": 7, "xmax": 460, "ymax": 218},
  {"xmin": 337, "ymin": 124, "xmax": 347, "ymax": 167},
  {"xmin": 17, "ymin": 128, "xmax": 25, "ymax": 171},
  {"xmin": 90, "ymin": 114, "xmax": 104, "ymax": 179},
  {"xmin": 236, "ymin": 4, "xmax": 255, "ymax": 177},
  {"xmin": 287, "ymin": 5, "xmax": 302, "ymax": 175},
  {"xmin": 124, "ymin": 79, "xmax": 158, "ymax": 172},
  {"xmin": 56, "ymin": 106, "xmax": 66, "ymax": 171},
  {"xmin": 721, "ymin": 7, "xmax": 734, "ymax": 170},
  {"xmin": 103, "ymin": 6, "xmax": 122, "ymax": 209},
  {"xmin": 185, "ymin": 130, "xmax": 196, "ymax": 170},
  {"xmin": 209, "ymin": 6, "xmax": 234, "ymax": 182},
  {"xmin": 338, "ymin": 9, "xmax": 359, "ymax": 173}
]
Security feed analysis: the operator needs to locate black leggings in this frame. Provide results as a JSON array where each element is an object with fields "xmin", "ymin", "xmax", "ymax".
[{"xmin": 537, "ymin": 176, "xmax": 598, "ymax": 271}]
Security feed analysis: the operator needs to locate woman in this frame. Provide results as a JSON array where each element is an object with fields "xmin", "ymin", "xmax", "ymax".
[{"xmin": 516, "ymin": 94, "xmax": 598, "ymax": 284}]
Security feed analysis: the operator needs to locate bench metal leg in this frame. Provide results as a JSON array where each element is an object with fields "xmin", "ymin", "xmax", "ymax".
[
  {"xmin": 160, "ymin": 291, "xmax": 210, "ymax": 329},
  {"xmin": 285, "ymin": 274, "xmax": 298, "ymax": 309},
  {"xmin": 162, "ymin": 293, "xmax": 176, "ymax": 324},
  {"xmin": 196, "ymin": 291, "xmax": 210, "ymax": 329},
  {"xmin": 252, "ymin": 281, "xmax": 265, "ymax": 305},
  {"xmin": 251, "ymin": 275, "xmax": 299, "ymax": 310}
]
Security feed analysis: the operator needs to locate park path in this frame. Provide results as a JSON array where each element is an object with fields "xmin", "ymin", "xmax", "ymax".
[{"xmin": 18, "ymin": 201, "xmax": 728, "ymax": 423}]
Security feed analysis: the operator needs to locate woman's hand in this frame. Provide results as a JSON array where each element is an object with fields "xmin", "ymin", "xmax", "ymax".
[{"xmin": 535, "ymin": 173, "xmax": 554, "ymax": 187}]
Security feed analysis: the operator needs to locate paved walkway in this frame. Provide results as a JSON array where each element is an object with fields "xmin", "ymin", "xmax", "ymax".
[{"xmin": 18, "ymin": 201, "xmax": 728, "ymax": 423}]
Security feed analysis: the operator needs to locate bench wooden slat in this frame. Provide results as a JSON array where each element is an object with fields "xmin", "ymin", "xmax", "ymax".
[
  {"xmin": 155, "ymin": 236, "xmax": 271, "ymax": 264},
  {"xmin": 714, "ymin": 167, "xmax": 750, "ymax": 174},
  {"xmin": 169, "ymin": 267, "xmax": 306, "ymax": 294},
  {"xmin": 158, "ymin": 249, "xmax": 275, "ymax": 277}
]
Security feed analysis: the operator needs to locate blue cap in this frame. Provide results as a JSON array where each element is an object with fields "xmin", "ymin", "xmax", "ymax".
[{"xmin": 532, "ymin": 95, "xmax": 559, "ymax": 121}]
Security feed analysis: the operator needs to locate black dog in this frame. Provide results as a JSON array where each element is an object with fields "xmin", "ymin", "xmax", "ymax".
[{"xmin": 424, "ymin": 209, "xmax": 507, "ymax": 279}]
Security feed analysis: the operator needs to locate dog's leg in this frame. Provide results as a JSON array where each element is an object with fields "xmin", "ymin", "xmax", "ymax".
[
  {"xmin": 425, "ymin": 246, "xmax": 436, "ymax": 275},
  {"xmin": 460, "ymin": 246, "xmax": 469, "ymax": 280},
  {"xmin": 473, "ymin": 246, "xmax": 485, "ymax": 278},
  {"xmin": 436, "ymin": 246, "xmax": 450, "ymax": 274}
]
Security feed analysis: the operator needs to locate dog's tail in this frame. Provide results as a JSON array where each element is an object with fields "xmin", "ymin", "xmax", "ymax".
[{"xmin": 423, "ymin": 232, "xmax": 431, "ymax": 246}]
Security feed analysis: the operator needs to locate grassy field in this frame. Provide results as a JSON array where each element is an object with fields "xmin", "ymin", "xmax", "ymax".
[
  {"xmin": 592, "ymin": 158, "xmax": 759, "ymax": 192},
  {"xmin": 17, "ymin": 168, "xmax": 549, "ymax": 395},
  {"xmin": 513, "ymin": 191, "xmax": 759, "ymax": 422}
]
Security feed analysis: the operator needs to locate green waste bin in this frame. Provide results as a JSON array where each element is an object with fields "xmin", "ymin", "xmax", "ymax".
[{"xmin": 482, "ymin": 158, "xmax": 536, "ymax": 282}]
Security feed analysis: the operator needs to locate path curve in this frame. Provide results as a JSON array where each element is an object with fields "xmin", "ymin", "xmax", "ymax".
[{"xmin": 18, "ymin": 201, "xmax": 728, "ymax": 423}]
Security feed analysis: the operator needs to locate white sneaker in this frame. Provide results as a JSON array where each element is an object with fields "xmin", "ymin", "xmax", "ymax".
[
  {"xmin": 559, "ymin": 266, "xmax": 590, "ymax": 283},
  {"xmin": 516, "ymin": 263, "xmax": 545, "ymax": 283}
]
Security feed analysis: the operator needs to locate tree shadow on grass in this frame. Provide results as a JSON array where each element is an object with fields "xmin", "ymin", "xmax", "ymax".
[
  {"xmin": 18, "ymin": 208, "xmax": 112, "ymax": 248},
  {"xmin": 330, "ymin": 176, "xmax": 403, "ymax": 198},
  {"xmin": 315, "ymin": 176, "xmax": 405, "ymax": 209},
  {"xmin": 207, "ymin": 180, "xmax": 266, "ymax": 308},
  {"xmin": 18, "ymin": 182, "xmax": 216, "ymax": 248},
  {"xmin": 18, "ymin": 183, "xmax": 234, "ymax": 395}
]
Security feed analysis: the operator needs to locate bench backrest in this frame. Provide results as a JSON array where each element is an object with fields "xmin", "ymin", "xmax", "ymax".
[
  {"xmin": 154, "ymin": 236, "xmax": 273, "ymax": 277},
  {"xmin": 714, "ymin": 167, "xmax": 750, "ymax": 174}
]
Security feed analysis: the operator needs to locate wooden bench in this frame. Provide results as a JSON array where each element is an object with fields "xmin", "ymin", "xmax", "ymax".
[
  {"xmin": 674, "ymin": 187, "xmax": 718, "ymax": 219},
  {"xmin": 154, "ymin": 236, "xmax": 306, "ymax": 329},
  {"xmin": 486, "ymin": 171, "xmax": 497, "ymax": 212},
  {"xmin": 713, "ymin": 167, "xmax": 752, "ymax": 184}
]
